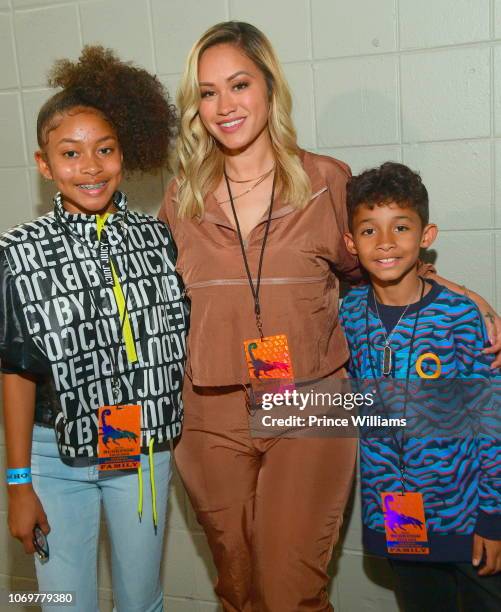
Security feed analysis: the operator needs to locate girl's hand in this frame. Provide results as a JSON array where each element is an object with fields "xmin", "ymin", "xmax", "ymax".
[
  {"xmin": 472, "ymin": 533, "xmax": 501, "ymax": 575},
  {"xmin": 7, "ymin": 484, "xmax": 50, "ymax": 554}
]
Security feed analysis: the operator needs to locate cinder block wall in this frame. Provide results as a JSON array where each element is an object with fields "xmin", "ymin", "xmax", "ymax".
[{"xmin": 0, "ymin": 1, "xmax": 499, "ymax": 610}]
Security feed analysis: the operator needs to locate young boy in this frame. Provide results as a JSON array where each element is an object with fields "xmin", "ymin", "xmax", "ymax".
[{"xmin": 339, "ymin": 162, "xmax": 501, "ymax": 611}]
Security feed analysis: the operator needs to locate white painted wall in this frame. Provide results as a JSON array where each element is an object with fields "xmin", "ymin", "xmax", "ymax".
[{"xmin": 0, "ymin": 1, "xmax": 499, "ymax": 610}]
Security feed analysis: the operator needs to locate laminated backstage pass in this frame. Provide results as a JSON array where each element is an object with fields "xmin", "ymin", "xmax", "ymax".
[
  {"xmin": 243, "ymin": 334, "xmax": 295, "ymax": 407},
  {"xmin": 381, "ymin": 492, "xmax": 429, "ymax": 555},
  {"xmin": 98, "ymin": 404, "xmax": 141, "ymax": 471}
]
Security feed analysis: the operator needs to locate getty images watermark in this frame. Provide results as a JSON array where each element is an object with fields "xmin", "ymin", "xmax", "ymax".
[
  {"xmin": 258, "ymin": 388, "xmax": 408, "ymax": 432},
  {"xmin": 248, "ymin": 378, "xmax": 501, "ymax": 438}
]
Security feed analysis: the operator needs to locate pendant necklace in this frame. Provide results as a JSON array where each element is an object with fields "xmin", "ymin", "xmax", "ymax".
[
  {"xmin": 216, "ymin": 166, "xmax": 274, "ymax": 205},
  {"xmin": 373, "ymin": 278, "xmax": 425, "ymax": 376},
  {"xmin": 225, "ymin": 165, "xmax": 275, "ymax": 183}
]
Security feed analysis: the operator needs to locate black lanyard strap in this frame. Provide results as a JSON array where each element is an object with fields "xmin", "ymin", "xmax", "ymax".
[
  {"xmin": 366, "ymin": 278, "xmax": 425, "ymax": 493},
  {"xmin": 224, "ymin": 169, "xmax": 276, "ymax": 340}
]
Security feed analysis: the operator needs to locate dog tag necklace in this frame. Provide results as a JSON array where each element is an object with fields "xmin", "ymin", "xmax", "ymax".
[{"xmin": 373, "ymin": 279, "xmax": 424, "ymax": 377}]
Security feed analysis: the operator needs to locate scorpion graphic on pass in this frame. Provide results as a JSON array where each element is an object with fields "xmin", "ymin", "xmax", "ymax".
[
  {"xmin": 99, "ymin": 409, "xmax": 138, "ymax": 448},
  {"xmin": 247, "ymin": 342, "xmax": 290, "ymax": 379},
  {"xmin": 384, "ymin": 495, "xmax": 424, "ymax": 533}
]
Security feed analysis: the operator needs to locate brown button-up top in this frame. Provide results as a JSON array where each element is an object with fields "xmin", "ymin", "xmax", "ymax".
[{"xmin": 159, "ymin": 150, "xmax": 362, "ymax": 387}]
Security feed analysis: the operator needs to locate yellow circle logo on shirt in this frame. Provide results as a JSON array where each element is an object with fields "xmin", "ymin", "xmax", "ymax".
[{"xmin": 416, "ymin": 352, "xmax": 442, "ymax": 379}]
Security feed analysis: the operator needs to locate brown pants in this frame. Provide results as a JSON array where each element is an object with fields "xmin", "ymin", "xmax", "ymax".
[{"xmin": 175, "ymin": 373, "xmax": 357, "ymax": 612}]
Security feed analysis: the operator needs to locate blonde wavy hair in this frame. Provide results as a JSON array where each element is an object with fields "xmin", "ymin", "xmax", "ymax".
[{"xmin": 175, "ymin": 21, "xmax": 311, "ymax": 218}]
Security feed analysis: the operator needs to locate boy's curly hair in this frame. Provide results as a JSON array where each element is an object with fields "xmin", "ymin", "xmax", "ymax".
[
  {"xmin": 37, "ymin": 46, "xmax": 177, "ymax": 172},
  {"xmin": 346, "ymin": 162, "xmax": 429, "ymax": 231}
]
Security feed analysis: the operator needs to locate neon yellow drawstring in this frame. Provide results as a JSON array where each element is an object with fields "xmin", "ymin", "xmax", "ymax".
[
  {"xmin": 137, "ymin": 461, "xmax": 144, "ymax": 521},
  {"xmin": 149, "ymin": 438, "xmax": 158, "ymax": 529},
  {"xmin": 96, "ymin": 214, "xmax": 138, "ymax": 363},
  {"xmin": 96, "ymin": 216, "xmax": 154, "ymax": 526},
  {"xmin": 137, "ymin": 438, "xmax": 157, "ymax": 529}
]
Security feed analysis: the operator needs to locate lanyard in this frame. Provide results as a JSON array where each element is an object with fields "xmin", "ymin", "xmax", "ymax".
[
  {"xmin": 366, "ymin": 278, "xmax": 424, "ymax": 493},
  {"xmin": 224, "ymin": 170, "xmax": 276, "ymax": 340},
  {"xmin": 54, "ymin": 205, "xmax": 132, "ymax": 403}
]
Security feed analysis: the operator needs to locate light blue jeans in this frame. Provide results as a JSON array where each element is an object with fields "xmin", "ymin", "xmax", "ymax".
[{"xmin": 31, "ymin": 425, "xmax": 171, "ymax": 612}]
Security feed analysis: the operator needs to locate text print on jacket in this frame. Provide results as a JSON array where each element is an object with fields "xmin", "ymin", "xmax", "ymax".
[{"xmin": 0, "ymin": 192, "xmax": 187, "ymax": 458}]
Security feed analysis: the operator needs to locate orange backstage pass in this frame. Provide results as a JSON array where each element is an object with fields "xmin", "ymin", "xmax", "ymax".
[
  {"xmin": 98, "ymin": 404, "xmax": 141, "ymax": 471},
  {"xmin": 381, "ymin": 491, "xmax": 430, "ymax": 555},
  {"xmin": 243, "ymin": 334, "xmax": 295, "ymax": 407}
]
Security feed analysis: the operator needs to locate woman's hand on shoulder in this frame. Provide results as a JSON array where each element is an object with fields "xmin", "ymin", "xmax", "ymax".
[
  {"xmin": 422, "ymin": 269, "xmax": 501, "ymax": 368},
  {"xmin": 460, "ymin": 286, "xmax": 501, "ymax": 367},
  {"xmin": 481, "ymin": 307, "xmax": 501, "ymax": 368}
]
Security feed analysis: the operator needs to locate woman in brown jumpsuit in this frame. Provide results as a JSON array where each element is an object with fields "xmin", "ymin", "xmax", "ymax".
[{"xmin": 159, "ymin": 21, "xmax": 501, "ymax": 612}]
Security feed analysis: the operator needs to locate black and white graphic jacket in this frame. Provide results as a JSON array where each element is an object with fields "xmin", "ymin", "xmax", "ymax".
[{"xmin": 0, "ymin": 192, "xmax": 187, "ymax": 458}]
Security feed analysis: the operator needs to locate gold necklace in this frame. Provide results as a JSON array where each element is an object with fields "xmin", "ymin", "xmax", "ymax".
[
  {"xmin": 216, "ymin": 167, "xmax": 275, "ymax": 205},
  {"xmin": 225, "ymin": 165, "xmax": 275, "ymax": 184}
]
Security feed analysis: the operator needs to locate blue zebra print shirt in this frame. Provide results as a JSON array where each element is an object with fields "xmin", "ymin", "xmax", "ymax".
[{"xmin": 340, "ymin": 280, "xmax": 501, "ymax": 561}]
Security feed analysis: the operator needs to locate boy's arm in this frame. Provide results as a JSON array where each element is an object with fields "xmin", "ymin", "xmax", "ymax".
[
  {"xmin": 3, "ymin": 372, "xmax": 50, "ymax": 553},
  {"xmin": 472, "ymin": 422, "xmax": 501, "ymax": 576},
  {"xmin": 472, "ymin": 507, "xmax": 501, "ymax": 576},
  {"xmin": 454, "ymin": 304, "xmax": 501, "ymax": 574}
]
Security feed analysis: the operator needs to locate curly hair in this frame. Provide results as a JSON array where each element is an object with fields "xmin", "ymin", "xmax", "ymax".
[
  {"xmin": 346, "ymin": 162, "xmax": 429, "ymax": 230},
  {"xmin": 37, "ymin": 46, "xmax": 177, "ymax": 172},
  {"xmin": 175, "ymin": 21, "xmax": 311, "ymax": 218}
]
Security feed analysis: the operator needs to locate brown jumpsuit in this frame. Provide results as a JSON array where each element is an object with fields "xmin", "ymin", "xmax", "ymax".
[{"xmin": 159, "ymin": 151, "xmax": 360, "ymax": 611}]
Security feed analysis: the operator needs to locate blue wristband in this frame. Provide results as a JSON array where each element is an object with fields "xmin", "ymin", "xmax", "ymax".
[{"xmin": 6, "ymin": 467, "xmax": 32, "ymax": 485}]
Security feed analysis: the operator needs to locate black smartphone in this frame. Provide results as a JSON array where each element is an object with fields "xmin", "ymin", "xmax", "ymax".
[{"xmin": 33, "ymin": 525, "xmax": 49, "ymax": 562}]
